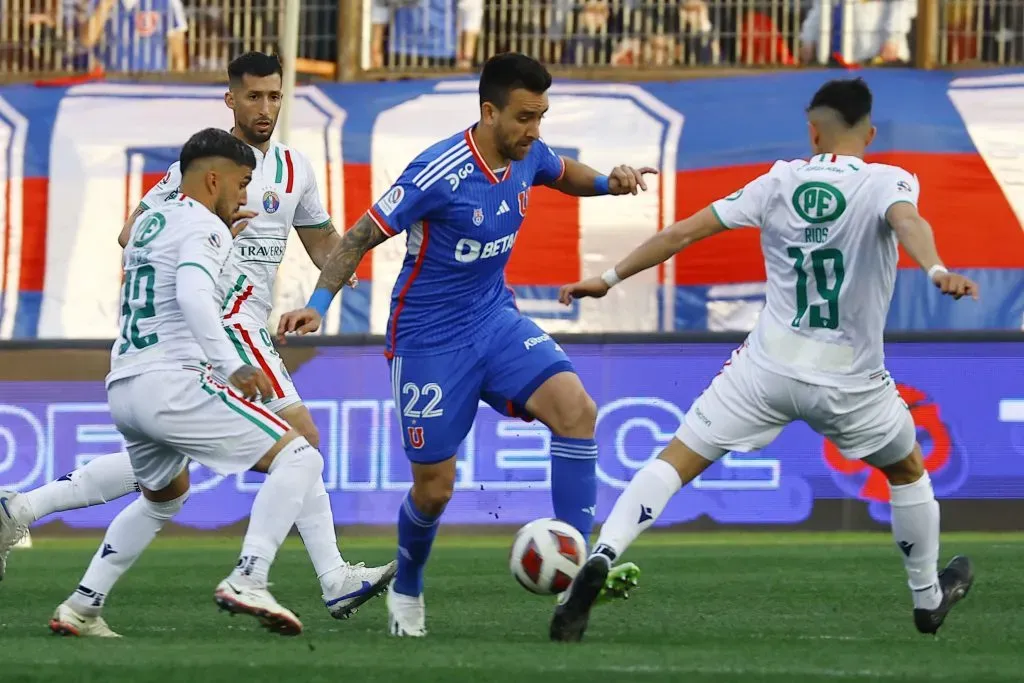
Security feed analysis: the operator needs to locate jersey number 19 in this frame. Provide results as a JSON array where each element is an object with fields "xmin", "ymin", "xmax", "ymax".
[
  {"xmin": 787, "ymin": 247, "xmax": 845, "ymax": 330},
  {"xmin": 118, "ymin": 264, "xmax": 159, "ymax": 354}
]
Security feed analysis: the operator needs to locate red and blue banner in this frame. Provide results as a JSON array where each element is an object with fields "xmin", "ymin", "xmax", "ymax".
[{"xmin": 1, "ymin": 69, "xmax": 1022, "ymax": 339}]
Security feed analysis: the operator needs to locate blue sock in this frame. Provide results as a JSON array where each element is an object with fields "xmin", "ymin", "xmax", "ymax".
[
  {"xmin": 550, "ymin": 436, "xmax": 598, "ymax": 546},
  {"xmin": 394, "ymin": 491, "xmax": 440, "ymax": 597}
]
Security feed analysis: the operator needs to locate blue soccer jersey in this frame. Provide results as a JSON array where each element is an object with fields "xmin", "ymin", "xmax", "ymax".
[{"xmin": 367, "ymin": 126, "xmax": 565, "ymax": 358}]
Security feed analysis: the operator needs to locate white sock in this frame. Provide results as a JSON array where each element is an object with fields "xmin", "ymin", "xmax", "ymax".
[
  {"xmin": 890, "ymin": 472, "xmax": 941, "ymax": 610},
  {"xmin": 66, "ymin": 492, "xmax": 187, "ymax": 616},
  {"xmin": 295, "ymin": 477, "xmax": 346, "ymax": 588},
  {"xmin": 593, "ymin": 459, "xmax": 682, "ymax": 560},
  {"xmin": 15, "ymin": 452, "xmax": 138, "ymax": 525},
  {"xmin": 232, "ymin": 439, "xmax": 323, "ymax": 587}
]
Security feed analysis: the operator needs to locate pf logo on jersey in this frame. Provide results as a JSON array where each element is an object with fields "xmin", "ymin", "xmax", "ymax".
[
  {"xmin": 263, "ymin": 190, "xmax": 280, "ymax": 214},
  {"xmin": 407, "ymin": 426, "xmax": 425, "ymax": 449},
  {"xmin": 472, "ymin": 208, "xmax": 484, "ymax": 226}
]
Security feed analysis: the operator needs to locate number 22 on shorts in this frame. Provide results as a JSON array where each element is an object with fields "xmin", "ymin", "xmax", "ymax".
[{"xmin": 402, "ymin": 382, "xmax": 444, "ymax": 449}]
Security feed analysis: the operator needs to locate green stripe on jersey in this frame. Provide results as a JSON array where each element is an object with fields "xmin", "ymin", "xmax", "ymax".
[
  {"xmin": 710, "ymin": 204, "xmax": 727, "ymax": 228},
  {"xmin": 199, "ymin": 382, "xmax": 284, "ymax": 440},
  {"xmin": 177, "ymin": 261, "xmax": 215, "ymax": 283},
  {"xmin": 275, "ymin": 147, "xmax": 284, "ymax": 184},
  {"xmin": 294, "ymin": 219, "xmax": 332, "ymax": 230},
  {"xmin": 225, "ymin": 326, "xmax": 253, "ymax": 365},
  {"xmin": 221, "ymin": 274, "xmax": 247, "ymax": 311}
]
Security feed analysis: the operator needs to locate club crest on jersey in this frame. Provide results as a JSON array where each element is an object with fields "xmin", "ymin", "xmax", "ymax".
[
  {"xmin": 263, "ymin": 190, "xmax": 281, "ymax": 214},
  {"xmin": 472, "ymin": 207, "xmax": 484, "ymax": 226},
  {"xmin": 407, "ymin": 426, "xmax": 425, "ymax": 449},
  {"xmin": 517, "ymin": 190, "xmax": 529, "ymax": 217}
]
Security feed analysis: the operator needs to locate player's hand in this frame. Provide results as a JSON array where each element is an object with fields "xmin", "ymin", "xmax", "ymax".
[
  {"xmin": 608, "ymin": 165, "xmax": 658, "ymax": 196},
  {"xmin": 558, "ymin": 276, "xmax": 610, "ymax": 304},
  {"xmin": 276, "ymin": 307, "xmax": 323, "ymax": 344},
  {"xmin": 230, "ymin": 210, "xmax": 258, "ymax": 238},
  {"xmin": 229, "ymin": 365, "xmax": 273, "ymax": 401},
  {"xmin": 932, "ymin": 271, "xmax": 979, "ymax": 300}
]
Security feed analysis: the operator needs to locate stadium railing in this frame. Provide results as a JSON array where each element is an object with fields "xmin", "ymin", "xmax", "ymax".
[{"xmin": 0, "ymin": 0, "xmax": 1020, "ymax": 82}]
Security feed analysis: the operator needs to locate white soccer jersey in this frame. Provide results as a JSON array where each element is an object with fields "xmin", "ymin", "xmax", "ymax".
[
  {"xmin": 141, "ymin": 139, "xmax": 331, "ymax": 326},
  {"xmin": 711, "ymin": 154, "xmax": 920, "ymax": 387},
  {"xmin": 107, "ymin": 196, "xmax": 233, "ymax": 384}
]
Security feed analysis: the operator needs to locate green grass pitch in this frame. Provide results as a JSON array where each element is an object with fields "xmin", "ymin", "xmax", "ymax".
[{"xmin": 2, "ymin": 532, "xmax": 1019, "ymax": 683}]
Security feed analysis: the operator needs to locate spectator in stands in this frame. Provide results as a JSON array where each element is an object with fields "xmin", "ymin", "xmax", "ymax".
[
  {"xmin": 799, "ymin": 0, "xmax": 916, "ymax": 65},
  {"xmin": 79, "ymin": 0, "xmax": 187, "ymax": 72},
  {"xmin": 369, "ymin": 0, "xmax": 482, "ymax": 69}
]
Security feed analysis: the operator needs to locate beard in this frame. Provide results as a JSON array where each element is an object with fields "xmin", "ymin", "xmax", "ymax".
[{"xmin": 237, "ymin": 121, "xmax": 273, "ymax": 145}]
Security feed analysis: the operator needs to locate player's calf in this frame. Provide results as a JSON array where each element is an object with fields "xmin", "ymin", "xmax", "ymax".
[
  {"xmin": 218, "ymin": 434, "xmax": 323, "ymax": 635},
  {"xmin": 386, "ymin": 458, "xmax": 455, "ymax": 637},
  {"xmin": 525, "ymin": 372, "xmax": 601, "ymax": 545},
  {"xmin": 867, "ymin": 434, "xmax": 962, "ymax": 631}
]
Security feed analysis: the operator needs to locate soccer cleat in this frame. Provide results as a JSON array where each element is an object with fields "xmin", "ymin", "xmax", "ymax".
[
  {"xmin": 597, "ymin": 561, "xmax": 640, "ymax": 604},
  {"xmin": 913, "ymin": 555, "xmax": 974, "ymax": 635},
  {"xmin": 48, "ymin": 603, "xmax": 121, "ymax": 638},
  {"xmin": 214, "ymin": 578, "xmax": 303, "ymax": 636},
  {"xmin": 386, "ymin": 580, "xmax": 427, "ymax": 637},
  {"xmin": 550, "ymin": 555, "xmax": 610, "ymax": 642},
  {"xmin": 323, "ymin": 560, "xmax": 398, "ymax": 619},
  {"xmin": 0, "ymin": 490, "xmax": 29, "ymax": 582}
]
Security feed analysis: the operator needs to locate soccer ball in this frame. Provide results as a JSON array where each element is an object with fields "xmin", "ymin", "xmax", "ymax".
[{"xmin": 509, "ymin": 518, "xmax": 586, "ymax": 595}]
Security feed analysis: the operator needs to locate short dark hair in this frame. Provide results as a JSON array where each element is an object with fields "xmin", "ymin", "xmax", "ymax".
[
  {"xmin": 479, "ymin": 52, "xmax": 552, "ymax": 109},
  {"xmin": 227, "ymin": 51, "xmax": 283, "ymax": 87},
  {"xmin": 179, "ymin": 128, "xmax": 257, "ymax": 174},
  {"xmin": 807, "ymin": 78, "xmax": 873, "ymax": 128}
]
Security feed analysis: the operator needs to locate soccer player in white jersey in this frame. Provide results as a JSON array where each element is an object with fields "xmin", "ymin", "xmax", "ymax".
[
  {"xmin": 549, "ymin": 78, "xmax": 978, "ymax": 642},
  {"xmin": 48, "ymin": 128, "xmax": 326, "ymax": 637},
  {"xmin": 0, "ymin": 52, "xmax": 394, "ymax": 620}
]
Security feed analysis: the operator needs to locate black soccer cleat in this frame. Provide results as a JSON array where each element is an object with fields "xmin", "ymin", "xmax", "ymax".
[
  {"xmin": 913, "ymin": 555, "xmax": 974, "ymax": 635},
  {"xmin": 549, "ymin": 555, "xmax": 609, "ymax": 643}
]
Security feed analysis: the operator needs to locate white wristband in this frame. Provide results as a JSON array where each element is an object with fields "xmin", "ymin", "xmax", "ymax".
[
  {"xmin": 601, "ymin": 268, "xmax": 622, "ymax": 288},
  {"xmin": 927, "ymin": 264, "xmax": 948, "ymax": 280}
]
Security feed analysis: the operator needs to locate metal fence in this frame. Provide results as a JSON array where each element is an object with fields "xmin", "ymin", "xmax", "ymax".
[{"xmin": 0, "ymin": 0, "xmax": 1021, "ymax": 80}]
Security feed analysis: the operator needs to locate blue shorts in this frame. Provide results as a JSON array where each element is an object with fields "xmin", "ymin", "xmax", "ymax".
[{"xmin": 389, "ymin": 308, "xmax": 574, "ymax": 463}]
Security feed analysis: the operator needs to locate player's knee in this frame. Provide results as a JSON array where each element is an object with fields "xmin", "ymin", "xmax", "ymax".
[
  {"xmin": 878, "ymin": 445, "xmax": 925, "ymax": 486},
  {"xmin": 270, "ymin": 436, "xmax": 325, "ymax": 481},
  {"xmin": 550, "ymin": 391, "xmax": 598, "ymax": 438},
  {"xmin": 411, "ymin": 472, "xmax": 454, "ymax": 516},
  {"xmin": 141, "ymin": 490, "xmax": 189, "ymax": 521}
]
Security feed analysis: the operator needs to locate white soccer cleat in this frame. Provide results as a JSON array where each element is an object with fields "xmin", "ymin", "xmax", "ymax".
[
  {"xmin": 386, "ymin": 580, "xmax": 427, "ymax": 637},
  {"xmin": 48, "ymin": 603, "xmax": 122, "ymax": 638},
  {"xmin": 214, "ymin": 578, "xmax": 303, "ymax": 636},
  {"xmin": 323, "ymin": 560, "xmax": 398, "ymax": 619},
  {"xmin": 0, "ymin": 490, "xmax": 29, "ymax": 581}
]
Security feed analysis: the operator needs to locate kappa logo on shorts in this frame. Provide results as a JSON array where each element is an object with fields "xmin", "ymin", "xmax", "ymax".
[{"xmin": 407, "ymin": 426, "xmax": 425, "ymax": 449}]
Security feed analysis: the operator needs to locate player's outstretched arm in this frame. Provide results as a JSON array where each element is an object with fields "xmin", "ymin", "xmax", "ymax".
[
  {"xmin": 886, "ymin": 202, "xmax": 979, "ymax": 300},
  {"xmin": 559, "ymin": 207, "xmax": 725, "ymax": 303},
  {"xmin": 276, "ymin": 214, "xmax": 389, "ymax": 341},
  {"xmin": 551, "ymin": 157, "xmax": 658, "ymax": 197}
]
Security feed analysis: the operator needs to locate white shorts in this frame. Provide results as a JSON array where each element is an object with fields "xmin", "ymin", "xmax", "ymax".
[
  {"xmin": 222, "ymin": 321, "xmax": 300, "ymax": 413},
  {"xmin": 676, "ymin": 345, "xmax": 915, "ymax": 464},
  {"xmin": 108, "ymin": 366, "xmax": 292, "ymax": 491}
]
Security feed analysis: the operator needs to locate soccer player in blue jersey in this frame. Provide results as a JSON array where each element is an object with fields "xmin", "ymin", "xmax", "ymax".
[{"xmin": 278, "ymin": 52, "xmax": 656, "ymax": 637}]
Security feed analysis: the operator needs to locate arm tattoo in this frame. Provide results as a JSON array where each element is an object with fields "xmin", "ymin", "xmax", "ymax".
[{"xmin": 314, "ymin": 214, "xmax": 388, "ymax": 293}]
